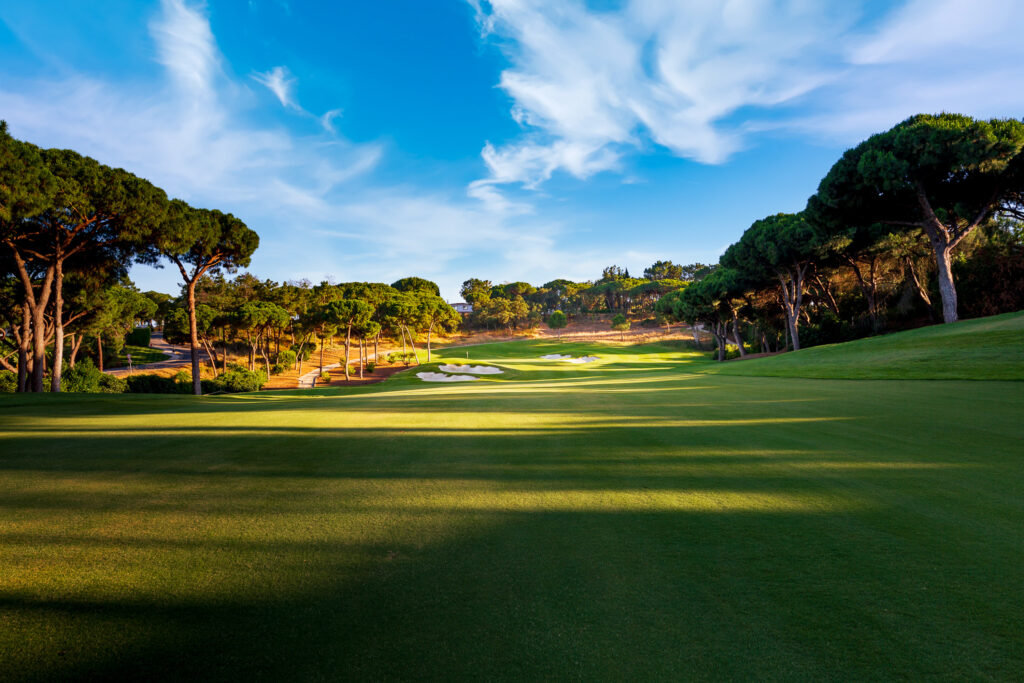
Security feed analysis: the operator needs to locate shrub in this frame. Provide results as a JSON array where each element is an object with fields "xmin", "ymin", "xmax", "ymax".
[
  {"xmin": 273, "ymin": 350, "xmax": 296, "ymax": 375},
  {"xmin": 365, "ymin": 362, "xmax": 376, "ymax": 373},
  {"xmin": 386, "ymin": 351, "xmax": 415, "ymax": 365},
  {"xmin": 62, "ymin": 359, "xmax": 105, "ymax": 393},
  {"xmin": 99, "ymin": 373, "xmax": 127, "ymax": 394},
  {"xmin": 708, "ymin": 343, "xmax": 755, "ymax": 361},
  {"xmin": 61, "ymin": 359, "xmax": 127, "ymax": 393},
  {"xmin": 217, "ymin": 364, "xmax": 268, "ymax": 393},
  {"xmin": 639, "ymin": 317, "xmax": 660, "ymax": 328},
  {"xmin": 0, "ymin": 370, "xmax": 16, "ymax": 393},
  {"xmin": 800, "ymin": 312, "xmax": 860, "ymax": 349},
  {"xmin": 126, "ymin": 373, "xmax": 184, "ymax": 394},
  {"xmin": 125, "ymin": 327, "xmax": 152, "ymax": 347},
  {"xmin": 318, "ymin": 371, "xmax": 331, "ymax": 383}
]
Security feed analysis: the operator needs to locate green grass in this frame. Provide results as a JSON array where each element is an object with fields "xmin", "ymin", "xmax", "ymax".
[
  {"xmin": 110, "ymin": 344, "xmax": 169, "ymax": 367},
  {"xmin": 705, "ymin": 310, "xmax": 1024, "ymax": 380},
  {"xmin": 2, "ymin": 332, "xmax": 1023, "ymax": 680}
]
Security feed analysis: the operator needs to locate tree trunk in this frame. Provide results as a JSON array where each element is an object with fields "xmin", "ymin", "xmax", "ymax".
[
  {"xmin": 319, "ymin": 334, "xmax": 325, "ymax": 373},
  {"xmin": 51, "ymin": 256, "xmax": 64, "ymax": 392},
  {"xmin": 427, "ymin": 322, "xmax": 434, "ymax": 362},
  {"xmin": 97, "ymin": 335, "xmax": 103, "ymax": 372},
  {"xmin": 810, "ymin": 270, "xmax": 840, "ymax": 317},
  {"xmin": 18, "ymin": 299, "xmax": 30, "ymax": 392},
  {"xmin": 202, "ymin": 338, "xmax": 218, "ymax": 374},
  {"xmin": 845, "ymin": 256, "xmax": 879, "ymax": 331},
  {"xmin": 405, "ymin": 326, "xmax": 419, "ymax": 365},
  {"xmin": 777, "ymin": 265, "xmax": 806, "ymax": 351},
  {"xmin": 730, "ymin": 310, "xmax": 746, "ymax": 357},
  {"xmin": 359, "ymin": 338, "xmax": 364, "ymax": 379},
  {"xmin": 70, "ymin": 333, "xmax": 83, "ymax": 367},
  {"xmin": 932, "ymin": 241, "xmax": 958, "ymax": 324},
  {"xmin": 260, "ymin": 333, "xmax": 270, "ymax": 380},
  {"xmin": 690, "ymin": 324, "xmax": 701, "ymax": 349},
  {"xmin": 344, "ymin": 324, "xmax": 351, "ymax": 381},
  {"xmin": 374, "ymin": 334, "xmax": 379, "ymax": 366},
  {"xmin": 186, "ymin": 280, "xmax": 202, "ymax": 395}
]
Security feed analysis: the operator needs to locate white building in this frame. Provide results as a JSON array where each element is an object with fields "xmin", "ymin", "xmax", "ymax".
[{"xmin": 450, "ymin": 302, "xmax": 473, "ymax": 314}]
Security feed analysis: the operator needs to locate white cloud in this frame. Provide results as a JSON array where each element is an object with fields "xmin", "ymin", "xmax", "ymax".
[
  {"xmin": 320, "ymin": 108, "xmax": 343, "ymax": 134},
  {"xmin": 0, "ymin": 0, "xmax": 547, "ymax": 298},
  {"xmin": 469, "ymin": 0, "xmax": 850, "ymax": 196},
  {"xmin": 469, "ymin": 0, "xmax": 1024, "ymax": 198},
  {"xmin": 252, "ymin": 65, "xmax": 300, "ymax": 109}
]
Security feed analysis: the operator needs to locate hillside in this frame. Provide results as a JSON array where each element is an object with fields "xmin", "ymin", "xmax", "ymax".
[{"xmin": 703, "ymin": 311, "xmax": 1024, "ymax": 380}]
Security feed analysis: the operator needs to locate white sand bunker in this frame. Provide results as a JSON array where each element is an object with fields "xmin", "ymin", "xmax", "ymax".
[
  {"xmin": 564, "ymin": 355, "xmax": 600, "ymax": 364},
  {"xmin": 540, "ymin": 354, "xmax": 572, "ymax": 360},
  {"xmin": 416, "ymin": 372, "xmax": 479, "ymax": 382},
  {"xmin": 438, "ymin": 364, "xmax": 503, "ymax": 375}
]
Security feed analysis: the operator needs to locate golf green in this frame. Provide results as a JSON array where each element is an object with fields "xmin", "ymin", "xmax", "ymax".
[{"xmin": 1, "ymin": 329, "xmax": 1022, "ymax": 680}]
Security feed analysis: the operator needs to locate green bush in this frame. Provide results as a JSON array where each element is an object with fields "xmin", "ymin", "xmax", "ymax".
[
  {"xmin": 273, "ymin": 350, "xmax": 296, "ymax": 375},
  {"xmin": 709, "ymin": 343, "xmax": 757, "ymax": 361},
  {"xmin": 125, "ymin": 327, "xmax": 152, "ymax": 347},
  {"xmin": 365, "ymin": 362, "xmax": 376, "ymax": 373},
  {"xmin": 217, "ymin": 364, "xmax": 267, "ymax": 393},
  {"xmin": 318, "ymin": 371, "xmax": 331, "ymax": 383},
  {"xmin": 99, "ymin": 373, "xmax": 127, "ymax": 393},
  {"xmin": 0, "ymin": 370, "xmax": 16, "ymax": 393},
  {"xmin": 386, "ymin": 351, "xmax": 415, "ymax": 365},
  {"xmin": 126, "ymin": 373, "xmax": 186, "ymax": 394},
  {"xmin": 800, "ymin": 312, "xmax": 861, "ymax": 348},
  {"xmin": 62, "ymin": 359, "xmax": 127, "ymax": 393}
]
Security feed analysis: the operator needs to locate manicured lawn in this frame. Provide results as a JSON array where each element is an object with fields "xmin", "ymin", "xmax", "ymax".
[
  {"xmin": 706, "ymin": 310, "xmax": 1024, "ymax": 380},
  {"xmin": 1, "ymin": 334, "xmax": 1022, "ymax": 680}
]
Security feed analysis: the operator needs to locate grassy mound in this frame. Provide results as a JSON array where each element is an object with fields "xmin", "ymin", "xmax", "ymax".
[
  {"xmin": 1, "ymin": 336, "xmax": 1022, "ymax": 679},
  {"xmin": 704, "ymin": 310, "xmax": 1024, "ymax": 380}
]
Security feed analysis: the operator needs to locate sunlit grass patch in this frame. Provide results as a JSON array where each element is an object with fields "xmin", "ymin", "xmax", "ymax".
[{"xmin": 1, "ymin": 329, "xmax": 1023, "ymax": 679}]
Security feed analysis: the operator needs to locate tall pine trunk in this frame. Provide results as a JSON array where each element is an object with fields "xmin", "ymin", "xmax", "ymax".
[
  {"xmin": 932, "ymin": 240, "xmax": 958, "ymax": 324},
  {"xmin": 186, "ymin": 280, "xmax": 202, "ymax": 395},
  {"xmin": 344, "ymin": 324, "xmax": 352, "ymax": 381},
  {"xmin": 51, "ymin": 256, "xmax": 65, "ymax": 392},
  {"xmin": 18, "ymin": 299, "xmax": 30, "ymax": 392}
]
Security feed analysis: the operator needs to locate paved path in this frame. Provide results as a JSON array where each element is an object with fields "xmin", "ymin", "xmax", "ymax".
[{"xmin": 106, "ymin": 334, "xmax": 190, "ymax": 377}]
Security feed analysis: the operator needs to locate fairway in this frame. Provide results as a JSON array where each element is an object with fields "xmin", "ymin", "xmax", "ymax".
[{"xmin": 2, "ymin": 338, "xmax": 1023, "ymax": 680}]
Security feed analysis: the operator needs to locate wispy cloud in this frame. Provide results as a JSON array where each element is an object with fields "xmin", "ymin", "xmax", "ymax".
[
  {"xmin": 468, "ymin": 0, "xmax": 1024, "ymax": 200},
  {"xmin": 0, "ymin": 0, "xmax": 580, "ymax": 296},
  {"xmin": 252, "ymin": 65, "xmax": 300, "ymax": 110}
]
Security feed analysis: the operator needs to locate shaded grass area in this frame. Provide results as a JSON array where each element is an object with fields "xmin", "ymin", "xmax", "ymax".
[
  {"xmin": 109, "ymin": 344, "xmax": 170, "ymax": 368},
  {"xmin": 704, "ymin": 310, "xmax": 1024, "ymax": 380},
  {"xmin": 1, "ymin": 336, "xmax": 1023, "ymax": 680}
]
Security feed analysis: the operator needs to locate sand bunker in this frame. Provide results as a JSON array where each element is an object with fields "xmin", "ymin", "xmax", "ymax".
[
  {"xmin": 416, "ymin": 372, "xmax": 479, "ymax": 382},
  {"xmin": 540, "ymin": 354, "xmax": 572, "ymax": 360},
  {"xmin": 438, "ymin": 364, "xmax": 503, "ymax": 375},
  {"xmin": 564, "ymin": 356, "xmax": 600, "ymax": 364}
]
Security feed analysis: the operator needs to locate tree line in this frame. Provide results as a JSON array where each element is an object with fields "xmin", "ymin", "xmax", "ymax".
[
  {"xmin": 0, "ymin": 122, "xmax": 259, "ymax": 394},
  {"xmin": 656, "ymin": 114, "xmax": 1024, "ymax": 359},
  {"xmin": 0, "ymin": 122, "xmax": 463, "ymax": 394},
  {"xmin": 459, "ymin": 261, "xmax": 714, "ymax": 332},
  {"xmin": 159, "ymin": 274, "xmax": 460, "ymax": 383}
]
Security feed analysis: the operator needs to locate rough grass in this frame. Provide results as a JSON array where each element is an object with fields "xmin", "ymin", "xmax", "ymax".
[
  {"xmin": 1, "ymin": 332, "xmax": 1023, "ymax": 680},
  {"xmin": 705, "ymin": 310, "xmax": 1024, "ymax": 380},
  {"xmin": 111, "ymin": 344, "xmax": 170, "ymax": 367}
]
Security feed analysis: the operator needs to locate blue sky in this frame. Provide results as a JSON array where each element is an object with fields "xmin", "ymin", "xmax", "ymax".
[{"xmin": 2, "ymin": 0, "xmax": 1023, "ymax": 300}]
